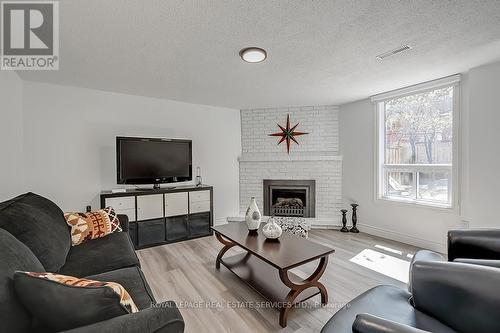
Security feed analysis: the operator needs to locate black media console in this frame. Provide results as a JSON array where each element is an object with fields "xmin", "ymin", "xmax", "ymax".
[{"xmin": 100, "ymin": 185, "xmax": 213, "ymax": 249}]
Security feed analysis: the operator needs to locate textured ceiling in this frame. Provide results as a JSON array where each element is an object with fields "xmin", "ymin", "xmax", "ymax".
[{"xmin": 18, "ymin": 0, "xmax": 500, "ymax": 109}]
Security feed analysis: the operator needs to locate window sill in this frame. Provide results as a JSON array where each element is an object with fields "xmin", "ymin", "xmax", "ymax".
[{"xmin": 376, "ymin": 196, "xmax": 458, "ymax": 213}]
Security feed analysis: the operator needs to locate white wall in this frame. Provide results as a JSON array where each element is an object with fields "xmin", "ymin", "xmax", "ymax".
[
  {"xmin": 340, "ymin": 60, "xmax": 500, "ymax": 253},
  {"xmin": 21, "ymin": 81, "xmax": 241, "ymax": 224},
  {"xmin": 0, "ymin": 72, "xmax": 24, "ymax": 201},
  {"xmin": 466, "ymin": 61, "xmax": 500, "ymax": 227}
]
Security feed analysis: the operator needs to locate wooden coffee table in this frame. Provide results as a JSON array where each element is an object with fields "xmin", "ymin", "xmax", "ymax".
[{"xmin": 212, "ymin": 222, "xmax": 335, "ymax": 327}]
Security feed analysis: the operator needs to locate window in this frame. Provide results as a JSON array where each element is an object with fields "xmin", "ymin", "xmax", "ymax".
[{"xmin": 373, "ymin": 76, "xmax": 460, "ymax": 208}]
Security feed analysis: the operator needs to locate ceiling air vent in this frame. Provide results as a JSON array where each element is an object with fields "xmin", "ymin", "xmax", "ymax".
[{"xmin": 376, "ymin": 44, "xmax": 412, "ymax": 60}]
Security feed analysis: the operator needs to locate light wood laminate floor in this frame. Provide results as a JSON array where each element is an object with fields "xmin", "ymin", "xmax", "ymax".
[{"xmin": 137, "ymin": 229, "xmax": 419, "ymax": 332}]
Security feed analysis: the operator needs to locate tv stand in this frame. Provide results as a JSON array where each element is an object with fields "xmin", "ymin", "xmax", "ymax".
[{"xmin": 100, "ymin": 185, "xmax": 213, "ymax": 249}]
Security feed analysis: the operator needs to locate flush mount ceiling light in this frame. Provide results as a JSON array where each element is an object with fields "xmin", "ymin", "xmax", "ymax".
[
  {"xmin": 239, "ymin": 47, "xmax": 267, "ymax": 63},
  {"xmin": 376, "ymin": 44, "xmax": 412, "ymax": 60}
]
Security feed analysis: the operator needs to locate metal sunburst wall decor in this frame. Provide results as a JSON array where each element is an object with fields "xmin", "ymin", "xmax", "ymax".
[{"xmin": 269, "ymin": 114, "xmax": 308, "ymax": 154}]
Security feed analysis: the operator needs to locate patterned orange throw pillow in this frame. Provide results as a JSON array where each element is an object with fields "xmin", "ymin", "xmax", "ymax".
[
  {"xmin": 64, "ymin": 207, "xmax": 122, "ymax": 246},
  {"xmin": 18, "ymin": 272, "xmax": 139, "ymax": 314}
]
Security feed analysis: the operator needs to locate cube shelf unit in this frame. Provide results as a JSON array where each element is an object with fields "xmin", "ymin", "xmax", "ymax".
[{"xmin": 100, "ymin": 185, "xmax": 213, "ymax": 249}]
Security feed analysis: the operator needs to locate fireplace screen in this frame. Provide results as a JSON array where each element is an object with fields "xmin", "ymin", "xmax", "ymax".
[{"xmin": 263, "ymin": 180, "xmax": 315, "ymax": 218}]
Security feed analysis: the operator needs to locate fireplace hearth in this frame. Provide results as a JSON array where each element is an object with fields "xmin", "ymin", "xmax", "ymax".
[{"xmin": 263, "ymin": 180, "xmax": 316, "ymax": 218}]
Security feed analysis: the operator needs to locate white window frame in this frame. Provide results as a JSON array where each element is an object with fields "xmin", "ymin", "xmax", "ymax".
[{"xmin": 372, "ymin": 75, "xmax": 461, "ymax": 211}]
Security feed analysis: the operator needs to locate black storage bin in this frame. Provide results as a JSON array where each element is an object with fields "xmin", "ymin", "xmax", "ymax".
[
  {"xmin": 166, "ymin": 216, "xmax": 188, "ymax": 241},
  {"xmin": 128, "ymin": 222, "xmax": 137, "ymax": 246},
  {"xmin": 138, "ymin": 218, "xmax": 166, "ymax": 247},
  {"xmin": 188, "ymin": 212, "xmax": 211, "ymax": 237}
]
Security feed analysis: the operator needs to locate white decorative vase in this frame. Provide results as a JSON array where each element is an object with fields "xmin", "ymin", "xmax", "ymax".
[
  {"xmin": 245, "ymin": 197, "xmax": 261, "ymax": 230},
  {"xmin": 262, "ymin": 216, "xmax": 283, "ymax": 239}
]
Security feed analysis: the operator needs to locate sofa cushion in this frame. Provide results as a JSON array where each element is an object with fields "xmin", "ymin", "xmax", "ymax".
[
  {"xmin": 0, "ymin": 193, "xmax": 71, "ymax": 272},
  {"xmin": 86, "ymin": 266, "xmax": 156, "ymax": 310},
  {"xmin": 0, "ymin": 229, "xmax": 45, "ymax": 333},
  {"xmin": 59, "ymin": 231, "xmax": 140, "ymax": 277},
  {"xmin": 320, "ymin": 285, "xmax": 455, "ymax": 333},
  {"xmin": 13, "ymin": 271, "xmax": 138, "ymax": 331},
  {"xmin": 64, "ymin": 207, "xmax": 122, "ymax": 246}
]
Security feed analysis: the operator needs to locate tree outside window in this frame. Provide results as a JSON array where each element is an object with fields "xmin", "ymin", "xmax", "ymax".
[{"xmin": 378, "ymin": 84, "xmax": 456, "ymax": 207}]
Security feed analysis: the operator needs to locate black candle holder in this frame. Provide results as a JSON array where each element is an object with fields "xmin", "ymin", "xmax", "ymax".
[
  {"xmin": 349, "ymin": 203, "xmax": 359, "ymax": 233},
  {"xmin": 340, "ymin": 209, "xmax": 349, "ymax": 232}
]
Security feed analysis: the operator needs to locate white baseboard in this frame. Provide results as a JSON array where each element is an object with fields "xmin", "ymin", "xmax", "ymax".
[
  {"xmin": 310, "ymin": 223, "xmax": 342, "ymax": 229},
  {"xmin": 358, "ymin": 223, "xmax": 446, "ymax": 253},
  {"xmin": 214, "ymin": 217, "xmax": 229, "ymax": 226}
]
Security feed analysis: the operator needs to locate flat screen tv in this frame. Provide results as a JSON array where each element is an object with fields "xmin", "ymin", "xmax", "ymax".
[{"xmin": 116, "ymin": 137, "xmax": 192, "ymax": 188}]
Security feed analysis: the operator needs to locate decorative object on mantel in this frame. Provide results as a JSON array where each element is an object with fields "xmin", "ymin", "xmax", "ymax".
[
  {"xmin": 340, "ymin": 209, "xmax": 349, "ymax": 232},
  {"xmin": 349, "ymin": 203, "xmax": 359, "ymax": 233},
  {"xmin": 195, "ymin": 166, "xmax": 202, "ymax": 187},
  {"xmin": 245, "ymin": 197, "xmax": 262, "ymax": 231},
  {"xmin": 274, "ymin": 216, "xmax": 310, "ymax": 238},
  {"xmin": 269, "ymin": 114, "xmax": 309, "ymax": 154},
  {"xmin": 262, "ymin": 216, "xmax": 283, "ymax": 239}
]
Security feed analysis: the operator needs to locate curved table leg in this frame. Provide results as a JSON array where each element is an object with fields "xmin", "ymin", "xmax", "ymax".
[
  {"xmin": 215, "ymin": 233, "xmax": 236, "ymax": 269},
  {"xmin": 278, "ymin": 256, "xmax": 329, "ymax": 327}
]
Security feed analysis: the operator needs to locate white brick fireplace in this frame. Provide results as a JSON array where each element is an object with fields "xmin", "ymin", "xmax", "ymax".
[{"xmin": 239, "ymin": 105, "xmax": 342, "ymax": 228}]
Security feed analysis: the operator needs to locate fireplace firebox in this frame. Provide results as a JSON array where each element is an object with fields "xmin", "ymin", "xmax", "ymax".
[{"xmin": 263, "ymin": 180, "xmax": 316, "ymax": 218}]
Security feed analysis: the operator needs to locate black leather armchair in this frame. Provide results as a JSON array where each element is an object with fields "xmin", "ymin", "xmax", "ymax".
[
  {"xmin": 322, "ymin": 261, "xmax": 500, "ymax": 333},
  {"xmin": 353, "ymin": 314, "xmax": 430, "ymax": 333},
  {"xmin": 448, "ymin": 228, "xmax": 500, "ymax": 261},
  {"xmin": 409, "ymin": 229, "xmax": 500, "ymax": 276}
]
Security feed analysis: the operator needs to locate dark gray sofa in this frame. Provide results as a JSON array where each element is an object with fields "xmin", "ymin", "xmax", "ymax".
[{"xmin": 0, "ymin": 192, "xmax": 184, "ymax": 333}]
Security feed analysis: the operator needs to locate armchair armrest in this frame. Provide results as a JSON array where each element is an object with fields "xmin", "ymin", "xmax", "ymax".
[
  {"xmin": 117, "ymin": 214, "xmax": 129, "ymax": 232},
  {"xmin": 448, "ymin": 229, "xmax": 500, "ymax": 261},
  {"xmin": 353, "ymin": 313, "xmax": 430, "ymax": 333},
  {"xmin": 407, "ymin": 250, "xmax": 444, "ymax": 293},
  {"xmin": 453, "ymin": 258, "xmax": 500, "ymax": 269},
  {"xmin": 60, "ymin": 301, "xmax": 184, "ymax": 333},
  {"xmin": 411, "ymin": 261, "xmax": 500, "ymax": 333}
]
